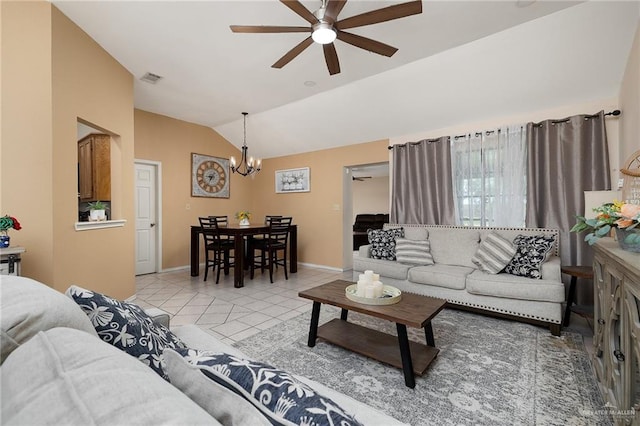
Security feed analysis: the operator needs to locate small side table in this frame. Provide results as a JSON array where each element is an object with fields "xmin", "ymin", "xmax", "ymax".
[
  {"xmin": 561, "ymin": 265, "xmax": 594, "ymax": 326},
  {"xmin": 0, "ymin": 246, "xmax": 26, "ymax": 276}
]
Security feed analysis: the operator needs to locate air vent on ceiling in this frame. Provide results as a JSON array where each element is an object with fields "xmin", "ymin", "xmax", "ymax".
[{"xmin": 140, "ymin": 72, "xmax": 163, "ymax": 84}]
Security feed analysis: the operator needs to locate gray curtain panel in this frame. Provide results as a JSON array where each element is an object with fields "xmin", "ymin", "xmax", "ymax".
[
  {"xmin": 390, "ymin": 137, "xmax": 456, "ymax": 225},
  {"xmin": 525, "ymin": 111, "xmax": 611, "ymax": 304}
]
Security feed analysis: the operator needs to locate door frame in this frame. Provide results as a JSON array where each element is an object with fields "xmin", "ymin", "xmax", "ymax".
[{"xmin": 134, "ymin": 159, "xmax": 162, "ymax": 273}]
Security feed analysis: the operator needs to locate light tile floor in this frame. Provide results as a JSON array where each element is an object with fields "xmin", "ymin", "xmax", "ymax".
[
  {"xmin": 134, "ymin": 265, "xmax": 594, "ymax": 352},
  {"xmin": 134, "ymin": 265, "xmax": 353, "ymax": 346}
]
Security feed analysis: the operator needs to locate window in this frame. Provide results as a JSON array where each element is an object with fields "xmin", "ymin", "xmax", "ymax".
[{"xmin": 451, "ymin": 126, "xmax": 527, "ymax": 227}]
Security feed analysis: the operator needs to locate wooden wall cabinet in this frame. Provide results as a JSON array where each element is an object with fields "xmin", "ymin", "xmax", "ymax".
[
  {"xmin": 78, "ymin": 133, "xmax": 110, "ymax": 202},
  {"xmin": 592, "ymin": 239, "xmax": 640, "ymax": 425}
]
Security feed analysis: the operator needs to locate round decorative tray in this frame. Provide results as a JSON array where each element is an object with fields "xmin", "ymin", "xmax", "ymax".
[{"xmin": 345, "ymin": 284, "xmax": 402, "ymax": 305}]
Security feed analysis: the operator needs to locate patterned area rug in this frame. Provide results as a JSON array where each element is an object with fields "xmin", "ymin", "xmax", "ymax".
[{"xmin": 234, "ymin": 307, "xmax": 610, "ymax": 426}]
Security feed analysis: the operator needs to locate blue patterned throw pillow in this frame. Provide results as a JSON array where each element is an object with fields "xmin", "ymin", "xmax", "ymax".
[
  {"xmin": 368, "ymin": 227, "xmax": 404, "ymax": 260},
  {"xmin": 503, "ymin": 234, "xmax": 555, "ymax": 279},
  {"xmin": 173, "ymin": 349, "xmax": 363, "ymax": 426},
  {"xmin": 65, "ymin": 285, "xmax": 186, "ymax": 379}
]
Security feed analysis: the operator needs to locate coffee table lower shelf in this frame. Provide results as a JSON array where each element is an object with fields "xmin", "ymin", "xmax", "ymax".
[{"xmin": 317, "ymin": 318, "xmax": 439, "ymax": 375}]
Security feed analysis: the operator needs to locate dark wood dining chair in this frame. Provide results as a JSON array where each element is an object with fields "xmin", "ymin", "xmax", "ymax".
[
  {"xmin": 249, "ymin": 217, "xmax": 292, "ymax": 283},
  {"xmin": 199, "ymin": 216, "xmax": 234, "ymax": 283},
  {"xmin": 248, "ymin": 215, "xmax": 282, "ymax": 271}
]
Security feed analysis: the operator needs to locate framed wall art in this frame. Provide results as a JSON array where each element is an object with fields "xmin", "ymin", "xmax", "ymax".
[
  {"xmin": 191, "ymin": 153, "xmax": 230, "ymax": 198},
  {"xmin": 275, "ymin": 167, "xmax": 310, "ymax": 193}
]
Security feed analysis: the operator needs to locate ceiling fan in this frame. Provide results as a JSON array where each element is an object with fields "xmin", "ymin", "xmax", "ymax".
[{"xmin": 230, "ymin": 0, "xmax": 423, "ymax": 76}]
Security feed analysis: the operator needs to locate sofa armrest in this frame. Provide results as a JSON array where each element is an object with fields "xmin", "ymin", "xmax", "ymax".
[
  {"xmin": 144, "ymin": 307, "xmax": 171, "ymax": 328},
  {"xmin": 541, "ymin": 256, "xmax": 562, "ymax": 282},
  {"xmin": 358, "ymin": 244, "xmax": 371, "ymax": 258}
]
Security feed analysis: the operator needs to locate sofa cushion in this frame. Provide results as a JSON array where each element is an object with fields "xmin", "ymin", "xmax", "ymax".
[
  {"xmin": 0, "ymin": 328, "xmax": 219, "ymax": 425},
  {"xmin": 427, "ymin": 228, "xmax": 480, "ymax": 268},
  {"xmin": 66, "ymin": 285, "xmax": 187, "ymax": 379},
  {"xmin": 368, "ymin": 227, "xmax": 404, "ymax": 260},
  {"xmin": 0, "ymin": 276, "xmax": 97, "ymax": 364},
  {"xmin": 353, "ymin": 256, "xmax": 412, "ymax": 280},
  {"xmin": 402, "ymin": 226, "xmax": 429, "ymax": 241},
  {"xmin": 408, "ymin": 264, "xmax": 474, "ymax": 290},
  {"xmin": 504, "ymin": 234, "xmax": 555, "ymax": 279},
  {"xmin": 164, "ymin": 349, "xmax": 363, "ymax": 426},
  {"xmin": 395, "ymin": 238, "xmax": 434, "ymax": 266},
  {"xmin": 466, "ymin": 270, "xmax": 565, "ymax": 303},
  {"xmin": 471, "ymin": 232, "xmax": 517, "ymax": 274}
]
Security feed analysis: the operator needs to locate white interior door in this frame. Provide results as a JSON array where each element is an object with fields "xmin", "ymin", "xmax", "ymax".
[{"xmin": 135, "ymin": 162, "xmax": 158, "ymax": 275}]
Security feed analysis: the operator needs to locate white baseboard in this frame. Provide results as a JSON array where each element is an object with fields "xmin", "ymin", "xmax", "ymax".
[{"xmin": 298, "ymin": 262, "xmax": 347, "ymax": 272}]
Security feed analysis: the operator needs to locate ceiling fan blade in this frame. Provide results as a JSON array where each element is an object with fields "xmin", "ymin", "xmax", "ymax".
[
  {"xmin": 280, "ymin": 0, "xmax": 318, "ymax": 25},
  {"xmin": 230, "ymin": 25, "xmax": 310, "ymax": 33},
  {"xmin": 337, "ymin": 31, "xmax": 398, "ymax": 57},
  {"xmin": 336, "ymin": 0, "xmax": 422, "ymax": 30},
  {"xmin": 324, "ymin": 0, "xmax": 347, "ymax": 22},
  {"xmin": 323, "ymin": 43, "xmax": 341, "ymax": 75},
  {"xmin": 272, "ymin": 36, "xmax": 314, "ymax": 69}
]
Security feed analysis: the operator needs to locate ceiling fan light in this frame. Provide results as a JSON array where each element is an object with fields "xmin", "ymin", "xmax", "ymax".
[{"xmin": 312, "ymin": 23, "xmax": 336, "ymax": 44}]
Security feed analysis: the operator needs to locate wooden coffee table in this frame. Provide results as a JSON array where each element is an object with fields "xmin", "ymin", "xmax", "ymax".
[{"xmin": 298, "ymin": 279, "xmax": 446, "ymax": 388}]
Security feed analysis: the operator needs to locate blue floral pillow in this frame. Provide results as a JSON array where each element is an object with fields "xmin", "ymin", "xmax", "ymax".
[
  {"xmin": 503, "ymin": 234, "xmax": 555, "ymax": 279},
  {"xmin": 173, "ymin": 349, "xmax": 363, "ymax": 426},
  {"xmin": 368, "ymin": 227, "xmax": 404, "ymax": 260},
  {"xmin": 65, "ymin": 285, "xmax": 186, "ymax": 379}
]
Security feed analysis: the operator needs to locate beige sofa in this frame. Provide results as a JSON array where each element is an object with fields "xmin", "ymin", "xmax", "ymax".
[
  {"xmin": 1, "ymin": 276, "xmax": 406, "ymax": 425},
  {"xmin": 353, "ymin": 224, "xmax": 565, "ymax": 335}
]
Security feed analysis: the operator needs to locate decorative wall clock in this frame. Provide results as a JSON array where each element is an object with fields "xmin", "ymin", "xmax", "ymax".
[{"xmin": 191, "ymin": 153, "xmax": 230, "ymax": 198}]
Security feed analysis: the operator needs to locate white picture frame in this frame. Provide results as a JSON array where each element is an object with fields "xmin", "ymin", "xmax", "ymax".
[{"xmin": 275, "ymin": 167, "xmax": 310, "ymax": 193}]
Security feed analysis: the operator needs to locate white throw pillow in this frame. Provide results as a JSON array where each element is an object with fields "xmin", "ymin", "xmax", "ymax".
[
  {"xmin": 1, "ymin": 276, "xmax": 97, "ymax": 364},
  {"xmin": 471, "ymin": 232, "xmax": 517, "ymax": 274},
  {"xmin": 1, "ymin": 328, "xmax": 218, "ymax": 425},
  {"xmin": 395, "ymin": 238, "xmax": 434, "ymax": 266}
]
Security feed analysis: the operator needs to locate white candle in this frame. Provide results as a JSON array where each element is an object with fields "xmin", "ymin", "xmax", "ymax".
[
  {"xmin": 356, "ymin": 280, "xmax": 367, "ymax": 296},
  {"xmin": 364, "ymin": 285, "xmax": 375, "ymax": 298},
  {"xmin": 373, "ymin": 281, "xmax": 383, "ymax": 298},
  {"xmin": 364, "ymin": 270, "xmax": 374, "ymax": 279},
  {"xmin": 359, "ymin": 274, "xmax": 366, "ymax": 282},
  {"xmin": 372, "ymin": 273, "xmax": 380, "ymax": 282}
]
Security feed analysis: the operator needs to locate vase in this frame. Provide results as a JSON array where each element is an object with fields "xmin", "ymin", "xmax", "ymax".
[
  {"xmin": 615, "ymin": 228, "xmax": 640, "ymax": 253},
  {"xmin": 0, "ymin": 234, "xmax": 10, "ymax": 248},
  {"xmin": 239, "ymin": 218, "xmax": 250, "ymax": 226}
]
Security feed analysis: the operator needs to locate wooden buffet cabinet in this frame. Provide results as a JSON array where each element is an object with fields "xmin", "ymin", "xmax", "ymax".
[
  {"xmin": 592, "ymin": 238, "xmax": 640, "ymax": 425},
  {"xmin": 78, "ymin": 133, "xmax": 110, "ymax": 202}
]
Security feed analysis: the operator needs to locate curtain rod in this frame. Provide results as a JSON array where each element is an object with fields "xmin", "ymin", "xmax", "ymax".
[
  {"xmin": 388, "ymin": 110, "xmax": 622, "ymax": 149},
  {"xmin": 388, "ymin": 137, "xmax": 448, "ymax": 150},
  {"xmin": 534, "ymin": 109, "xmax": 621, "ymax": 126}
]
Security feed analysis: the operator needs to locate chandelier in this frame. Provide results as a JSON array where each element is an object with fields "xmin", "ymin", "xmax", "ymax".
[{"xmin": 230, "ymin": 112, "xmax": 261, "ymax": 177}]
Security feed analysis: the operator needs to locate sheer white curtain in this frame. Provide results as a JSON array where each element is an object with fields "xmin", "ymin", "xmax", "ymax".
[{"xmin": 451, "ymin": 125, "xmax": 527, "ymax": 227}]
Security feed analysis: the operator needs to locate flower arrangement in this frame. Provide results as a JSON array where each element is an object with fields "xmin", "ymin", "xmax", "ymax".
[
  {"xmin": 235, "ymin": 211, "xmax": 251, "ymax": 221},
  {"xmin": 0, "ymin": 215, "xmax": 21, "ymax": 235},
  {"xmin": 571, "ymin": 200, "xmax": 640, "ymax": 246}
]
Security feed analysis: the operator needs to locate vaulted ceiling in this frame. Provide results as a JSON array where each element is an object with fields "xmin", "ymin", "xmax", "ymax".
[{"xmin": 53, "ymin": 1, "xmax": 639, "ymax": 159}]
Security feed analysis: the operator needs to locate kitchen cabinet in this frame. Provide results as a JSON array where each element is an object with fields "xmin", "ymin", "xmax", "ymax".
[{"xmin": 78, "ymin": 133, "xmax": 110, "ymax": 202}]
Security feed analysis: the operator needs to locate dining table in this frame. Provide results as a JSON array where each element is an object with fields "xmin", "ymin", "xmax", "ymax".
[{"xmin": 190, "ymin": 223, "xmax": 297, "ymax": 288}]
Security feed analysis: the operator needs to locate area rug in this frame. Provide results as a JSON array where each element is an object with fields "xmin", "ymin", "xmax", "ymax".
[{"xmin": 234, "ymin": 307, "xmax": 611, "ymax": 426}]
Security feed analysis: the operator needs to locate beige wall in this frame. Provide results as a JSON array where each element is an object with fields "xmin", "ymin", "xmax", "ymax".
[
  {"xmin": 619, "ymin": 19, "xmax": 640, "ymax": 170},
  {"xmin": 134, "ymin": 109, "xmax": 252, "ymax": 270},
  {"xmin": 1, "ymin": 3, "xmax": 135, "ymax": 299},
  {"xmin": 352, "ymin": 177, "xmax": 390, "ymax": 222},
  {"xmin": 1, "ymin": 1, "xmax": 55, "ymax": 283},
  {"xmin": 252, "ymin": 140, "xmax": 389, "ymax": 269}
]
